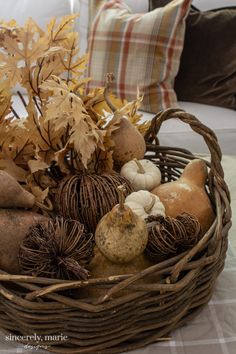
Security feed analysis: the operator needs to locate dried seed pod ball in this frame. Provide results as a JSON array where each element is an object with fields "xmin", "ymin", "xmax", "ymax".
[
  {"xmin": 145, "ymin": 215, "xmax": 178, "ymax": 262},
  {"xmin": 57, "ymin": 172, "xmax": 134, "ymax": 233},
  {"xmin": 175, "ymin": 213, "xmax": 202, "ymax": 250},
  {"xmin": 145, "ymin": 213, "xmax": 202, "ymax": 262},
  {"xmin": 95, "ymin": 185, "xmax": 148, "ymax": 264},
  {"xmin": 19, "ymin": 217, "xmax": 94, "ymax": 280}
]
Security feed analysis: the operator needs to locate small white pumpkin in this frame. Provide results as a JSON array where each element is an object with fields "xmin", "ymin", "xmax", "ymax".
[
  {"xmin": 125, "ymin": 190, "xmax": 165, "ymax": 220},
  {"xmin": 121, "ymin": 158, "xmax": 161, "ymax": 191}
]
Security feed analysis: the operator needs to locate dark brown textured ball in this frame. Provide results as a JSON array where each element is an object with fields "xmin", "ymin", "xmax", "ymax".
[
  {"xmin": 57, "ymin": 172, "xmax": 134, "ymax": 233},
  {"xmin": 19, "ymin": 217, "xmax": 94, "ymax": 280},
  {"xmin": 145, "ymin": 213, "xmax": 202, "ymax": 262}
]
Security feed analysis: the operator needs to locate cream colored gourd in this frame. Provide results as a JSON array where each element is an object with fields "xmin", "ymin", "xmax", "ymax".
[
  {"xmin": 125, "ymin": 190, "xmax": 165, "ymax": 219},
  {"xmin": 95, "ymin": 185, "xmax": 148, "ymax": 264},
  {"xmin": 151, "ymin": 159, "xmax": 215, "ymax": 233},
  {"xmin": 0, "ymin": 170, "xmax": 35, "ymax": 209},
  {"xmin": 121, "ymin": 159, "xmax": 161, "ymax": 191}
]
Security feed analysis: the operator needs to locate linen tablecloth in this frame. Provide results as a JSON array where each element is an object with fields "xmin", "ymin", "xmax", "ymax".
[{"xmin": 1, "ymin": 155, "xmax": 236, "ymax": 354}]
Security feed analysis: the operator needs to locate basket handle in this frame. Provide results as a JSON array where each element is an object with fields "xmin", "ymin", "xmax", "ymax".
[
  {"xmin": 144, "ymin": 108, "xmax": 228, "ymax": 195},
  {"xmin": 145, "ymin": 108, "xmax": 231, "ymax": 283}
]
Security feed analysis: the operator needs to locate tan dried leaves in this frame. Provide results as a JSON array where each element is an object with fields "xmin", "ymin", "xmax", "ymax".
[
  {"xmin": 0, "ymin": 14, "xmax": 147, "ymax": 193},
  {"xmin": 40, "ymin": 76, "xmax": 106, "ymax": 168}
]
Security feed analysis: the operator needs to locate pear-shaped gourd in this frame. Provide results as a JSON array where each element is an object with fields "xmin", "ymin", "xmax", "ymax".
[
  {"xmin": 95, "ymin": 185, "xmax": 148, "ymax": 264},
  {"xmin": 111, "ymin": 118, "xmax": 146, "ymax": 165},
  {"xmin": 104, "ymin": 74, "xmax": 146, "ymax": 166},
  {"xmin": 0, "ymin": 170, "xmax": 35, "ymax": 209},
  {"xmin": 0, "ymin": 209, "xmax": 47, "ymax": 274},
  {"xmin": 151, "ymin": 159, "xmax": 215, "ymax": 233}
]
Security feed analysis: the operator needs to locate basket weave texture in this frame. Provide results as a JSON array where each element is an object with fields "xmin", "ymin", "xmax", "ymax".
[{"xmin": 0, "ymin": 109, "xmax": 232, "ymax": 354}]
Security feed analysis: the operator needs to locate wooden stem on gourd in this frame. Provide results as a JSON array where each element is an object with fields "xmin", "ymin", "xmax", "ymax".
[
  {"xmin": 144, "ymin": 195, "xmax": 156, "ymax": 214},
  {"xmin": 117, "ymin": 185, "xmax": 126, "ymax": 211},
  {"xmin": 104, "ymin": 73, "xmax": 117, "ymax": 113},
  {"xmin": 134, "ymin": 158, "xmax": 145, "ymax": 174}
]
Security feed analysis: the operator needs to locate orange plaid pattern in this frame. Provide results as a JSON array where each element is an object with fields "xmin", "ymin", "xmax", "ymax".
[{"xmin": 87, "ymin": 0, "xmax": 191, "ymax": 113}]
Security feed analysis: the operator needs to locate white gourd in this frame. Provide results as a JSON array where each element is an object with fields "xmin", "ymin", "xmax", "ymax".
[
  {"xmin": 120, "ymin": 159, "xmax": 161, "ymax": 191},
  {"xmin": 125, "ymin": 190, "xmax": 165, "ymax": 220}
]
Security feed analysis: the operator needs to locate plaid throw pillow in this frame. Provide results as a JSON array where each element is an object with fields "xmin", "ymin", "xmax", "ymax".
[{"xmin": 87, "ymin": 0, "xmax": 191, "ymax": 113}]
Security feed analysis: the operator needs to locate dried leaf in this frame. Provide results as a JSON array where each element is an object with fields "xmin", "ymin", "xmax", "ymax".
[
  {"xmin": 40, "ymin": 76, "xmax": 106, "ymax": 168},
  {"xmin": 28, "ymin": 159, "xmax": 49, "ymax": 174},
  {"xmin": 2, "ymin": 18, "xmax": 48, "ymax": 63},
  {"xmin": 47, "ymin": 14, "xmax": 79, "ymax": 45},
  {"xmin": 0, "ymin": 53, "xmax": 22, "ymax": 87},
  {"xmin": 0, "ymin": 82, "xmax": 12, "ymax": 120}
]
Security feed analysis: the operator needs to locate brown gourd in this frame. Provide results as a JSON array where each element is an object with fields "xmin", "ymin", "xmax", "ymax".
[
  {"xmin": 0, "ymin": 170, "xmax": 35, "ymax": 209},
  {"xmin": 89, "ymin": 246, "xmax": 153, "ymax": 278},
  {"xmin": 87, "ymin": 246, "xmax": 155, "ymax": 299},
  {"xmin": 111, "ymin": 118, "xmax": 146, "ymax": 165},
  {"xmin": 0, "ymin": 209, "xmax": 47, "ymax": 274},
  {"xmin": 105, "ymin": 74, "xmax": 146, "ymax": 166},
  {"xmin": 95, "ymin": 185, "xmax": 148, "ymax": 263},
  {"xmin": 0, "ymin": 170, "xmax": 52, "ymax": 211},
  {"xmin": 151, "ymin": 159, "xmax": 215, "ymax": 233}
]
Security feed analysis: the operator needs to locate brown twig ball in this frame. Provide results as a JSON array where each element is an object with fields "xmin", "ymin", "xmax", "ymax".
[
  {"xmin": 175, "ymin": 213, "xmax": 202, "ymax": 250},
  {"xmin": 145, "ymin": 213, "xmax": 202, "ymax": 262},
  {"xmin": 19, "ymin": 217, "xmax": 94, "ymax": 280},
  {"xmin": 57, "ymin": 172, "xmax": 134, "ymax": 233}
]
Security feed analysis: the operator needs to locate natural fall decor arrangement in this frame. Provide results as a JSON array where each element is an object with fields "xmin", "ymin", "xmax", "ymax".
[{"xmin": 0, "ymin": 14, "xmax": 232, "ymax": 354}]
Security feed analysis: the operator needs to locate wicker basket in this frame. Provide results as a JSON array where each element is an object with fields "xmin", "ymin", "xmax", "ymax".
[{"xmin": 0, "ymin": 109, "xmax": 232, "ymax": 354}]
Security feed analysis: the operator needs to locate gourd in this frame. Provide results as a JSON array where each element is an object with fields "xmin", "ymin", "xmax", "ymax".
[
  {"xmin": 88, "ymin": 246, "xmax": 155, "ymax": 298},
  {"xmin": 95, "ymin": 185, "xmax": 148, "ymax": 263},
  {"xmin": 0, "ymin": 209, "xmax": 47, "ymax": 274},
  {"xmin": 0, "ymin": 170, "xmax": 52, "ymax": 211},
  {"xmin": 111, "ymin": 118, "xmax": 146, "ymax": 165},
  {"xmin": 121, "ymin": 158, "xmax": 161, "ymax": 191},
  {"xmin": 104, "ymin": 74, "xmax": 146, "ymax": 166},
  {"xmin": 125, "ymin": 190, "xmax": 165, "ymax": 219},
  {"xmin": 151, "ymin": 159, "xmax": 215, "ymax": 233},
  {"xmin": 0, "ymin": 170, "xmax": 35, "ymax": 209}
]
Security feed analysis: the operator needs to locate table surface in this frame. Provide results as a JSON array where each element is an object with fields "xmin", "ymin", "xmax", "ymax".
[{"xmin": 1, "ymin": 155, "xmax": 236, "ymax": 354}]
